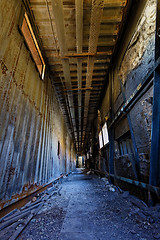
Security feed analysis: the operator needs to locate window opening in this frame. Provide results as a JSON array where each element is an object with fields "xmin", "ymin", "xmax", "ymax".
[
  {"xmin": 102, "ymin": 122, "xmax": 109, "ymax": 145},
  {"xmin": 57, "ymin": 141, "xmax": 60, "ymax": 157},
  {"xmin": 118, "ymin": 132, "xmax": 134, "ymax": 156},
  {"xmin": 99, "ymin": 131, "xmax": 103, "ymax": 149},
  {"xmin": 21, "ymin": 12, "xmax": 45, "ymax": 79}
]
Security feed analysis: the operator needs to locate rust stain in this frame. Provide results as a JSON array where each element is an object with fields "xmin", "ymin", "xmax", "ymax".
[
  {"xmin": 7, "ymin": 20, "xmax": 14, "ymax": 37},
  {"xmin": 0, "ymin": 58, "xmax": 44, "ymax": 117},
  {"xmin": 0, "ymin": 60, "xmax": 8, "ymax": 75}
]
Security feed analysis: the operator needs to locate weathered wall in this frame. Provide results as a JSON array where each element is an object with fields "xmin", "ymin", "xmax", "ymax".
[
  {"xmin": 0, "ymin": 0, "xmax": 76, "ymax": 208},
  {"xmin": 115, "ymin": 0, "xmax": 156, "ymax": 181},
  {"xmin": 92, "ymin": 0, "xmax": 156, "ymax": 185}
]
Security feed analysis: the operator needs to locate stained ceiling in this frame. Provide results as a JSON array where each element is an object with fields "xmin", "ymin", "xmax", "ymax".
[{"xmin": 26, "ymin": 0, "xmax": 130, "ymax": 153}]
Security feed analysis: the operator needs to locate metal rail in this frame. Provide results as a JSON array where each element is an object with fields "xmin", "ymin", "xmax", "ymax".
[
  {"xmin": 0, "ymin": 173, "xmax": 70, "ymax": 219},
  {"xmin": 0, "ymin": 173, "xmax": 70, "ymax": 239},
  {"xmin": 91, "ymin": 169, "xmax": 160, "ymax": 198},
  {"xmin": 109, "ymin": 174, "xmax": 160, "ymax": 197}
]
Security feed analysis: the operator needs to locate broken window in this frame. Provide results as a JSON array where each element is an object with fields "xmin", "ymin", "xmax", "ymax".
[
  {"xmin": 20, "ymin": 12, "xmax": 45, "ymax": 80},
  {"xmin": 99, "ymin": 131, "xmax": 103, "ymax": 149},
  {"xmin": 118, "ymin": 132, "xmax": 134, "ymax": 156},
  {"xmin": 102, "ymin": 122, "xmax": 109, "ymax": 146},
  {"xmin": 99, "ymin": 122, "xmax": 109, "ymax": 149}
]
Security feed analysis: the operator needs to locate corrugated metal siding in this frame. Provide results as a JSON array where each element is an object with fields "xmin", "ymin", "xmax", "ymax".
[{"xmin": 0, "ymin": 0, "xmax": 76, "ymax": 207}]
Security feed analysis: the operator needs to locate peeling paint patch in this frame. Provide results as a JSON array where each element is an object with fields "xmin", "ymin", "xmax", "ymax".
[{"xmin": 119, "ymin": 0, "xmax": 156, "ymax": 84}]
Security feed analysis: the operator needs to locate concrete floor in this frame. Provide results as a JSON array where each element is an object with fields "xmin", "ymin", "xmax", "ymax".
[{"xmin": 19, "ymin": 169, "xmax": 160, "ymax": 240}]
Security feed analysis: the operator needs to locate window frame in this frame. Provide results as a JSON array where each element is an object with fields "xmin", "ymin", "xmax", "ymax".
[
  {"xmin": 99, "ymin": 122, "xmax": 109, "ymax": 149},
  {"xmin": 19, "ymin": 10, "xmax": 45, "ymax": 80}
]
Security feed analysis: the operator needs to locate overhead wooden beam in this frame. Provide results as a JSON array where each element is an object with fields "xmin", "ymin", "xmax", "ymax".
[
  {"xmin": 50, "ymin": 0, "xmax": 78, "ymax": 143},
  {"xmin": 48, "ymin": 58, "xmax": 110, "ymax": 65},
  {"xmin": 66, "ymin": 51, "xmax": 112, "ymax": 58},
  {"xmin": 38, "ymin": 30, "xmax": 118, "ymax": 37},
  {"xmin": 53, "ymin": 71, "xmax": 107, "ymax": 78},
  {"xmin": 30, "ymin": 0, "xmax": 127, "ymax": 8},
  {"xmin": 82, "ymin": 0, "xmax": 105, "ymax": 147},
  {"xmin": 50, "ymin": 65, "xmax": 108, "ymax": 72},
  {"xmin": 30, "ymin": 0, "xmax": 127, "ymax": 9},
  {"xmin": 44, "ymin": 51, "xmax": 112, "ymax": 59},
  {"xmin": 50, "ymin": 0, "xmax": 67, "ymax": 56}
]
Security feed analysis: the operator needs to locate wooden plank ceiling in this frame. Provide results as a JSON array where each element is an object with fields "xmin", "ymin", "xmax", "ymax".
[{"xmin": 28, "ymin": 0, "xmax": 129, "ymax": 153}]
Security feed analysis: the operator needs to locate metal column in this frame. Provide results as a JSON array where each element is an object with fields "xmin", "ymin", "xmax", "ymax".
[
  {"xmin": 108, "ymin": 70, "xmax": 114, "ymax": 175},
  {"xmin": 149, "ymin": 0, "xmax": 160, "ymax": 200},
  {"xmin": 150, "ymin": 70, "xmax": 160, "ymax": 188}
]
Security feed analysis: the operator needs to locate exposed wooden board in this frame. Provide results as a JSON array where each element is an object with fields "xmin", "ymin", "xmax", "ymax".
[
  {"xmin": 48, "ymin": 58, "xmax": 109, "ymax": 65},
  {"xmin": 43, "ymin": 51, "xmax": 112, "ymax": 59},
  {"xmin": 30, "ymin": 0, "xmax": 127, "ymax": 8},
  {"xmin": 50, "ymin": 65, "xmax": 108, "ymax": 72},
  {"xmin": 38, "ymin": 29, "xmax": 118, "ymax": 37},
  {"xmin": 53, "ymin": 71, "xmax": 107, "ymax": 78},
  {"xmin": 82, "ymin": 0, "xmax": 105, "ymax": 145},
  {"xmin": 50, "ymin": 0, "xmax": 78, "ymax": 143},
  {"xmin": 50, "ymin": 0, "xmax": 67, "ymax": 56},
  {"xmin": 83, "ymin": 40, "xmax": 115, "ymax": 47}
]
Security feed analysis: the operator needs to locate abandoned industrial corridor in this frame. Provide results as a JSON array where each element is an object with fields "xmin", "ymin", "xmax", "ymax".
[{"xmin": 0, "ymin": 0, "xmax": 160, "ymax": 239}]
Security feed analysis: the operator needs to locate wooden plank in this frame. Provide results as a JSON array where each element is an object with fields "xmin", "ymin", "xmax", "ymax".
[
  {"xmin": 50, "ymin": 0, "xmax": 78, "ymax": 143},
  {"xmin": 44, "ymin": 51, "xmax": 112, "ymax": 59},
  {"xmin": 50, "ymin": 0, "xmax": 67, "ymax": 57},
  {"xmin": 51, "ymin": 65, "xmax": 108, "ymax": 73},
  {"xmin": 82, "ymin": 0, "xmax": 105, "ymax": 145}
]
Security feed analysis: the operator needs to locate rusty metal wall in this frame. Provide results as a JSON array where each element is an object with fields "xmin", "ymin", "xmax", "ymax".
[{"xmin": 0, "ymin": 0, "xmax": 76, "ymax": 208}]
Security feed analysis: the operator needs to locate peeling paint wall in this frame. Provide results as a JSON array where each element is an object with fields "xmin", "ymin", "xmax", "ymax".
[
  {"xmin": 92, "ymin": 0, "xmax": 156, "ymax": 184},
  {"xmin": 116, "ymin": 0, "xmax": 156, "ymax": 181},
  {"xmin": 119, "ymin": 0, "xmax": 156, "ymax": 88},
  {"xmin": 0, "ymin": 0, "xmax": 76, "ymax": 208}
]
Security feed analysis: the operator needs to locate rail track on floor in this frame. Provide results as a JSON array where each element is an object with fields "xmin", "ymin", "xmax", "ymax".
[{"xmin": 0, "ymin": 174, "xmax": 68, "ymax": 240}]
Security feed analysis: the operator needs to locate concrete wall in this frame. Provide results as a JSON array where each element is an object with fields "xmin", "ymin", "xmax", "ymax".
[
  {"xmin": 92, "ymin": 0, "xmax": 156, "ymax": 184},
  {"xmin": 0, "ymin": 0, "xmax": 76, "ymax": 208}
]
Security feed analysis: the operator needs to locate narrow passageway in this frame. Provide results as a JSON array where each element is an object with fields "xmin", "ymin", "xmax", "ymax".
[{"xmin": 18, "ymin": 169, "xmax": 160, "ymax": 240}]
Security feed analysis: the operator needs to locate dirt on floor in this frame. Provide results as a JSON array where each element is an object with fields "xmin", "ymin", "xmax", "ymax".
[{"xmin": 18, "ymin": 169, "xmax": 160, "ymax": 240}]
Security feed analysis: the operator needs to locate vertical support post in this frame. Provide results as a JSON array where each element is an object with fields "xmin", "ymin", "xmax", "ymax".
[
  {"xmin": 108, "ymin": 70, "xmax": 114, "ymax": 175},
  {"xmin": 119, "ymin": 78, "xmax": 141, "ymax": 181},
  {"xmin": 150, "ymin": 70, "xmax": 160, "ymax": 188},
  {"xmin": 149, "ymin": 0, "xmax": 160, "ymax": 203}
]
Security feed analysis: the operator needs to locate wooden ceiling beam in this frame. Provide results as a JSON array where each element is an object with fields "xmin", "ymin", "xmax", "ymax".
[
  {"xmin": 53, "ymin": 71, "xmax": 107, "ymax": 78},
  {"xmin": 30, "ymin": 0, "xmax": 127, "ymax": 8},
  {"xmin": 51, "ymin": 65, "xmax": 108, "ymax": 72},
  {"xmin": 48, "ymin": 58, "xmax": 109, "ymax": 66},
  {"xmin": 39, "ymin": 29, "xmax": 118, "ymax": 37},
  {"xmin": 50, "ymin": 0, "xmax": 78, "ymax": 143},
  {"xmin": 82, "ymin": 0, "xmax": 105, "ymax": 147},
  {"xmin": 43, "ymin": 51, "xmax": 112, "ymax": 58}
]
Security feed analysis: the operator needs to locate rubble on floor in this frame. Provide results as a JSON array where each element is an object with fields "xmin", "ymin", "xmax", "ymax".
[{"xmin": 15, "ymin": 170, "xmax": 160, "ymax": 240}]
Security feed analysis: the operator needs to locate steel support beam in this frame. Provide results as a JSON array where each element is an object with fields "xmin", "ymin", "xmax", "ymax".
[
  {"xmin": 110, "ymin": 174, "xmax": 160, "ymax": 197},
  {"xmin": 108, "ymin": 70, "xmax": 114, "ymax": 175},
  {"xmin": 150, "ymin": 71, "xmax": 160, "ymax": 188},
  {"xmin": 119, "ymin": 78, "xmax": 141, "ymax": 181},
  {"xmin": 149, "ymin": 0, "xmax": 160, "ymax": 194}
]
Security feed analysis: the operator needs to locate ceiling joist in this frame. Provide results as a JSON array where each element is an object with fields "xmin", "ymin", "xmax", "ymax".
[
  {"xmin": 82, "ymin": 0, "xmax": 105, "ymax": 146},
  {"xmin": 50, "ymin": 0, "xmax": 78, "ymax": 145},
  {"xmin": 29, "ymin": 0, "xmax": 129, "ymax": 153}
]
